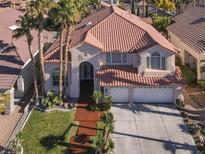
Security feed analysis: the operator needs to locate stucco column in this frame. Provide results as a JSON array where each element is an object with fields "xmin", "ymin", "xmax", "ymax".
[
  {"xmin": 197, "ymin": 58, "xmax": 201, "ymax": 80},
  {"xmin": 128, "ymin": 87, "xmax": 134, "ymax": 105},
  {"xmin": 172, "ymin": 86, "xmax": 177, "ymax": 104}
]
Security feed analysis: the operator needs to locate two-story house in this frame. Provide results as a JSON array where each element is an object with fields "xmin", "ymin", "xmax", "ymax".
[{"xmin": 44, "ymin": 4, "xmax": 184, "ymax": 104}]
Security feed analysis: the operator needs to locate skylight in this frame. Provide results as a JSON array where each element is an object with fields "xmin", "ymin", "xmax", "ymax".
[
  {"xmin": 85, "ymin": 21, "xmax": 92, "ymax": 27},
  {"xmin": 8, "ymin": 25, "xmax": 18, "ymax": 31}
]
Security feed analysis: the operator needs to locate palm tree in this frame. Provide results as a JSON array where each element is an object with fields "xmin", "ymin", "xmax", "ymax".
[
  {"xmin": 62, "ymin": 0, "xmax": 99, "ymax": 98},
  {"xmin": 131, "ymin": 0, "xmax": 136, "ymax": 14},
  {"xmin": 154, "ymin": 0, "xmax": 160, "ymax": 15},
  {"xmin": 13, "ymin": 14, "xmax": 39, "ymax": 103},
  {"xmin": 93, "ymin": 91, "xmax": 103, "ymax": 104},
  {"xmin": 49, "ymin": 2, "xmax": 66, "ymax": 97},
  {"xmin": 142, "ymin": 0, "xmax": 145, "ymax": 17},
  {"xmin": 27, "ymin": 0, "xmax": 53, "ymax": 97}
]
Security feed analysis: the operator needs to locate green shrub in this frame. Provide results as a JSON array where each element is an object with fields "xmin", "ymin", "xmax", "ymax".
[
  {"xmin": 99, "ymin": 102, "xmax": 112, "ymax": 111},
  {"xmin": 43, "ymin": 90, "xmax": 62, "ymax": 108},
  {"xmin": 0, "ymin": 94, "xmax": 10, "ymax": 114},
  {"xmin": 87, "ymin": 93, "xmax": 112, "ymax": 111},
  {"xmin": 99, "ymin": 96, "xmax": 112, "ymax": 111},
  {"xmin": 176, "ymin": 99, "xmax": 185, "ymax": 108},
  {"xmin": 180, "ymin": 65, "xmax": 197, "ymax": 85},
  {"xmin": 152, "ymin": 15, "xmax": 171, "ymax": 32},
  {"xmin": 86, "ymin": 104, "xmax": 98, "ymax": 111},
  {"xmin": 201, "ymin": 128, "xmax": 205, "ymax": 136},
  {"xmin": 197, "ymin": 80, "xmax": 205, "ymax": 91}
]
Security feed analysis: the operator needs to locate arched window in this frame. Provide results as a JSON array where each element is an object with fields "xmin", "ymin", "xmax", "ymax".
[
  {"xmin": 151, "ymin": 52, "xmax": 160, "ymax": 69},
  {"xmin": 52, "ymin": 68, "xmax": 68, "ymax": 87},
  {"xmin": 146, "ymin": 52, "xmax": 166, "ymax": 70}
]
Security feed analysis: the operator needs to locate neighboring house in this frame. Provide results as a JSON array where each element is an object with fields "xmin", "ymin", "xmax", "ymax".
[
  {"xmin": 167, "ymin": 4, "xmax": 205, "ymax": 80},
  {"xmin": 0, "ymin": 8, "xmax": 53, "ymax": 113},
  {"xmin": 44, "ymin": 4, "xmax": 184, "ymax": 104}
]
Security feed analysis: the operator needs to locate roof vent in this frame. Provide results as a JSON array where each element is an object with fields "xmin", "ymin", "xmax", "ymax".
[
  {"xmin": 8, "ymin": 25, "xmax": 18, "ymax": 31},
  {"xmin": 85, "ymin": 21, "xmax": 92, "ymax": 27}
]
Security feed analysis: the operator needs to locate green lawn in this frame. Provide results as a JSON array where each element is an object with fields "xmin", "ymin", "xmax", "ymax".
[{"xmin": 20, "ymin": 109, "xmax": 78, "ymax": 154}]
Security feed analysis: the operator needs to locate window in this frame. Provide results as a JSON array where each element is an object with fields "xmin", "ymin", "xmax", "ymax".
[
  {"xmin": 106, "ymin": 53, "xmax": 111, "ymax": 63},
  {"xmin": 151, "ymin": 52, "xmax": 160, "ymax": 69},
  {"xmin": 105, "ymin": 53, "xmax": 128, "ymax": 64},
  {"xmin": 112, "ymin": 53, "xmax": 121, "ymax": 63},
  {"xmin": 162, "ymin": 57, "xmax": 166, "ymax": 69},
  {"xmin": 52, "ymin": 68, "xmax": 68, "ymax": 87},
  {"xmin": 52, "ymin": 69, "xmax": 59, "ymax": 86},
  {"xmin": 122, "ymin": 53, "xmax": 127, "ymax": 63},
  {"xmin": 146, "ymin": 57, "xmax": 150, "ymax": 68},
  {"xmin": 146, "ymin": 52, "xmax": 166, "ymax": 70}
]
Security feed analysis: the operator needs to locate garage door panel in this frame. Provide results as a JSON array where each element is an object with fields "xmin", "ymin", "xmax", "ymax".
[
  {"xmin": 110, "ymin": 88, "xmax": 129, "ymax": 103},
  {"xmin": 133, "ymin": 88, "xmax": 173, "ymax": 103}
]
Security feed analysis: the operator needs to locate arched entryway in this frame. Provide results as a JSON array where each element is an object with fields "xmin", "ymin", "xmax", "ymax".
[{"xmin": 79, "ymin": 62, "xmax": 94, "ymax": 102}]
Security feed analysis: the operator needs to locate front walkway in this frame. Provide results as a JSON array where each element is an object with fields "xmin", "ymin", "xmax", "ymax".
[
  {"xmin": 68, "ymin": 104, "xmax": 102, "ymax": 153},
  {"xmin": 111, "ymin": 104, "xmax": 198, "ymax": 154}
]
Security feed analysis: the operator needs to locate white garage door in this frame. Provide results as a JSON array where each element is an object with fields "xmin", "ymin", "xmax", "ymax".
[
  {"xmin": 110, "ymin": 88, "xmax": 129, "ymax": 103},
  {"xmin": 133, "ymin": 87, "xmax": 173, "ymax": 103}
]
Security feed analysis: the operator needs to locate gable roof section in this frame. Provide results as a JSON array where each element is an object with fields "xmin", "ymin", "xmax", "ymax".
[
  {"xmin": 44, "ymin": 6, "xmax": 112, "ymax": 61},
  {"xmin": 44, "ymin": 4, "xmax": 177, "ymax": 61},
  {"xmin": 167, "ymin": 4, "xmax": 205, "ymax": 54}
]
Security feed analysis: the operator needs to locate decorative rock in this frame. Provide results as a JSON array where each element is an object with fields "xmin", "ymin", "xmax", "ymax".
[{"xmin": 64, "ymin": 103, "xmax": 68, "ymax": 109}]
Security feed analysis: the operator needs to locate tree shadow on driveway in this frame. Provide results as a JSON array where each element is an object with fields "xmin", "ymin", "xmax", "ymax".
[{"xmin": 112, "ymin": 131, "xmax": 198, "ymax": 153}]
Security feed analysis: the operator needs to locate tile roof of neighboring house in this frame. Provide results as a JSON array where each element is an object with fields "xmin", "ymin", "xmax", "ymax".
[
  {"xmin": 96, "ymin": 65, "xmax": 184, "ymax": 87},
  {"xmin": 167, "ymin": 4, "xmax": 205, "ymax": 54},
  {"xmin": 0, "ymin": 8, "xmax": 53, "ymax": 90},
  {"xmin": 44, "ymin": 4, "xmax": 177, "ymax": 61}
]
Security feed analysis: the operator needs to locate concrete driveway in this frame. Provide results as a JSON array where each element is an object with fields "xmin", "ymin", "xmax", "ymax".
[{"xmin": 111, "ymin": 104, "xmax": 198, "ymax": 154}]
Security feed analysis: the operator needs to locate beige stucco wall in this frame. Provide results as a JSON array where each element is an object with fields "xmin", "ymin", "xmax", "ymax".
[
  {"xmin": 168, "ymin": 31, "xmax": 205, "ymax": 80},
  {"xmin": 14, "ymin": 51, "xmax": 39, "ymax": 98},
  {"xmin": 69, "ymin": 43, "xmax": 100, "ymax": 98},
  {"xmin": 138, "ymin": 45, "xmax": 176, "ymax": 77}
]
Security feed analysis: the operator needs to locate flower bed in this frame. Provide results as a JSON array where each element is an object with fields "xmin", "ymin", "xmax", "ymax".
[{"xmin": 0, "ymin": 94, "xmax": 10, "ymax": 115}]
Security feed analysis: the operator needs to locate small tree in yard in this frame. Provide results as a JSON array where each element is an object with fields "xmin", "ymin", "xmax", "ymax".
[
  {"xmin": 93, "ymin": 91, "xmax": 103, "ymax": 104},
  {"xmin": 101, "ymin": 112, "xmax": 115, "ymax": 153},
  {"xmin": 152, "ymin": 15, "xmax": 171, "ymax": 32}
]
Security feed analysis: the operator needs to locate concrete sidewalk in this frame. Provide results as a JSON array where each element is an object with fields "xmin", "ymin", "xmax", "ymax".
[
  {"xmin": 0, "ymin": 104, "xmax": 23, "ymax": 146},
  {"xmin": 111, "ymin": 104, "xmax": 198, "ymax": 154}
]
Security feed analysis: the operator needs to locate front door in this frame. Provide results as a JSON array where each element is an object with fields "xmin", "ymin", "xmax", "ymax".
[{"xmin": 80, "ymin": 62, "xmax": 94, "ymax": 81}]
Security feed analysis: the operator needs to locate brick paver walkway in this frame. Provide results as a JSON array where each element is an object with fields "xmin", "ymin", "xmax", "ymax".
[{"xmin": 68, "ymin": 103, "xmax": 102, "ymax": 154}]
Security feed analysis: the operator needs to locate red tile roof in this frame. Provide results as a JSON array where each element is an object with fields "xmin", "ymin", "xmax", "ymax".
[
  {"xmin": 96, "ymin": 65, "xmax": 184, "ymax": 87},
  {"xmin": 44, "ymin": 4, "xmax": 177, "ymax": 61}
]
